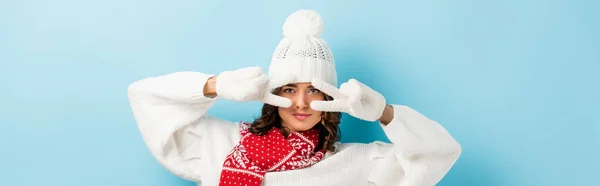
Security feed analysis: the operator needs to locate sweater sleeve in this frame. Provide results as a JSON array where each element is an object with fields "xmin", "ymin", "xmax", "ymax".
[
  {"xmin": 369, "ymin": 105, "xmax": 462, "ymax": 186},
  {"xmin": 127, "ymin": 71, "xmax": 241, "ymax": 183}
]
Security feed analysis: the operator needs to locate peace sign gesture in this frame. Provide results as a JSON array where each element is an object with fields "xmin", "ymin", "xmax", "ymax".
[
  {"xmin": 310, "ymin": 78, "xmax": 387, "ymax": 122},
  {"xmin": 216, "ymin": 66, "xmax": 295, "ymax": 108}
]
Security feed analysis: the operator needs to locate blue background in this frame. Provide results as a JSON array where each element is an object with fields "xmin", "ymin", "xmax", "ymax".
[{"xmin": 1, "ymin": 0, "xmax": 598, "ymax": 185}]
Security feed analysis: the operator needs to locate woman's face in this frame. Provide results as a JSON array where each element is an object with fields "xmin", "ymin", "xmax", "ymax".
[{"xmin": 278, "ymin": 82, "xmax": 326, "ymax": 132}]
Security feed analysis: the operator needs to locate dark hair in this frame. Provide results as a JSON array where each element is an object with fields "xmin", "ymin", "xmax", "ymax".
[{"xmin": 248, "ymin": 87, "xmax": 342, "ymax": 152}]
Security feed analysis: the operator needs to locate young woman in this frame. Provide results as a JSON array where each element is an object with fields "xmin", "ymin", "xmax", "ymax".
[{"xmin": 128, "ymin": 10, "xmax": 461, "ymax": 186}]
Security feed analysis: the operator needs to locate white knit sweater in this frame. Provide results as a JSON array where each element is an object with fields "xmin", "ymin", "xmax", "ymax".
[{"xmin": 127, "ymin": 71, "xmax": 462, "ymax": 186}]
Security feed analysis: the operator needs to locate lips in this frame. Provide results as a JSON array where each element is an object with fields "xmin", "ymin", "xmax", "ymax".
[{"xmin": 292, "ymin": 113, "xmax": 312, "ymax": 121}]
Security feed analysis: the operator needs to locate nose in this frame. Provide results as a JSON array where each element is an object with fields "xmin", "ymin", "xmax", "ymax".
[{"xmin": 294, "ymin": 93, "xmax": 309, "ymax": 109}]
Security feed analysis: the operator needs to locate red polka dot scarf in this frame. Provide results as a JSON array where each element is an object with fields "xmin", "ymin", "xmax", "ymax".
[{"xmin": 219, "ymin": 123, "xmax": 326, "ymax": 186}]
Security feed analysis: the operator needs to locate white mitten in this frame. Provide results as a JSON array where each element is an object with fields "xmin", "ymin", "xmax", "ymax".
[
  {"xmin": 310, "ymin": 78, "xmax": 387, "ymax": 122},
  {"xmin": 216, "ymin": 66, "xmax": 294, "ymax": 108}
]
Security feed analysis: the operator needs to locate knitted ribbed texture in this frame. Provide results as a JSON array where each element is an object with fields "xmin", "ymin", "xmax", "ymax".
[{"xmin": 127, "ymin": 71, "xmax": 462, "ymax": 186}]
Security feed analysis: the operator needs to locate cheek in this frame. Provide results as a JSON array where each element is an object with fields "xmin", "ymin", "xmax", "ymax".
[
  {"xmin": 312, "ymin": 111, "xmax": 323, "ymax": 120},
  {"xmin": 277, "ymin": 107, "xmax": 288, "ymax": 116},
  {"xmin": 311, "ymin": 94, "xmax": 326, "ymax": 101},
  {"xmin": 278, "ymin": 107, "xmax": 293, "ymax": 120}
]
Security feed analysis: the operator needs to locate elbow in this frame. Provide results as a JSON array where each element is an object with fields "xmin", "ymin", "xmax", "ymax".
[
  {"xmin": 442, "ymin": 130, "xmax": 462, "ymax": 161},
  {"xmin": 454, "ymin": 143, "xmax": 462, "ymax": 160},
  {"xmin": 127, "ymin": 82, "xmax": 139, "ymax": 100},
  {"xmin": 127, "ymin": 78, "xmax": 148, "ymax": 99},
  {"xmin": 127, "ymin": 81, "xmax": 138, "ymax": 96},
  {"xmin": 433, "ymin": 134, "xmax": 462, "ymax": 162},
  {"xmin": 447, "ymin": 140, "xmax": 462, "ymax": 163},
  {"xmin": 127, "ymin": 79, "xmax": 150, "ymax": 104},
  {"xmin": 127, "ymin": 82, "xmax": 142, "ymax": 112}
]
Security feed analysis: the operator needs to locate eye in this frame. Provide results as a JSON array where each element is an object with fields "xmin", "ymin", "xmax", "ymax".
[
  {"xmin": 283, "ymin": 88, "xmax": 295, "ymax": 94},
  {"xmin": 308, "ymin": 88, "xmax": 321, "ymax": 94}
]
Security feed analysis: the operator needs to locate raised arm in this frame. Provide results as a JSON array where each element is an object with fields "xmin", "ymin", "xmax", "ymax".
[
  {"xmin": 127, "ymin": 67, "xmax": 296, "ymax": 183},
  {"xmin": 127, "ymin": 71, "xmax": 241, "ymax": 182},
  {"xmin": 376, "ymin": 105, "xmax": 461, "ymax": 186},
  {"xmin": 309, "ymin": 78, "xmax": 462, "ymax": 185}
]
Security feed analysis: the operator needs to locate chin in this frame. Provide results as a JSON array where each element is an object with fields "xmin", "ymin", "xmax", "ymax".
[
  {"xmin": 279, "ymin": 114, "xmax": 321, "ymax": 132},
  {"xmin": 285, "ymin": 121, "xmax": 319, "ymax": 132}
]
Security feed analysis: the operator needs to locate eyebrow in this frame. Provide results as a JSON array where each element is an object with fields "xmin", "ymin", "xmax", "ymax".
[{"xmin": 282, "ymin": 84, "xmax": 316, "ymax": 89}]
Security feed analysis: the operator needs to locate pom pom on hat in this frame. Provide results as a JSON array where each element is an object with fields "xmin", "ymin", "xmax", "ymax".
[{"xmin": 282, "ymin": 9, "xmax": 324, "ymax": 38}]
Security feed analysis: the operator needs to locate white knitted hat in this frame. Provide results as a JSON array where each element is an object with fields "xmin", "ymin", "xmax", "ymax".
[{"xmin": 268, "ymin": 9, "xmax": 337, "ymax": 86}]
